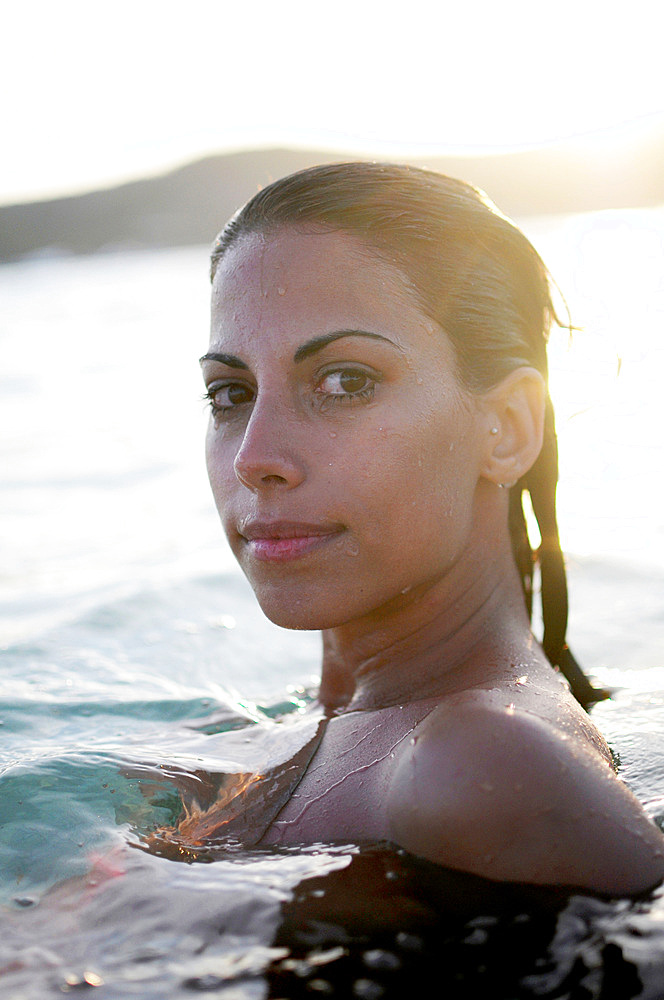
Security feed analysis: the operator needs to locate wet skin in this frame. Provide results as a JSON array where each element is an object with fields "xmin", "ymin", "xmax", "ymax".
[{"xmin": 202, "ymin": 227, "xmax": 664, "ymax": 894}]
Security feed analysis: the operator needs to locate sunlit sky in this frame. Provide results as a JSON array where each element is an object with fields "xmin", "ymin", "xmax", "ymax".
[{"xmin": 4, "ymin": 0, "xmax": 663, "ymax": 205}]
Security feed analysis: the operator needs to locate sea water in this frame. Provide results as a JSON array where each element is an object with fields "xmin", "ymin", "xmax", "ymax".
[{"xmin": 2, "ymin": 209, "xmax": 664, "ymax": 998}]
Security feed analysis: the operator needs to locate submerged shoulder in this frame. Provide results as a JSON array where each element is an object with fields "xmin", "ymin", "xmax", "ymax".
[{"xmin": 387, "ymin": 691, "xmax": 664, "ymax": 894}]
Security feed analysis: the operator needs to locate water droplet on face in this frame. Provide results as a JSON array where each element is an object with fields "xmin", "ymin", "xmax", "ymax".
[
  {"xmin": 329, "ymin": 431, "xmax": 337, "ymax": 438},
  {"xmin": 277, "ymin": 286, "xmax": 286, "ymax": 296}
]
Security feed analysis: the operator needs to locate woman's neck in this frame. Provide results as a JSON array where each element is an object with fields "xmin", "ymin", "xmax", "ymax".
[{"xmin": 317, "ymin": 531, "xmax": 534, "ymax": 713}]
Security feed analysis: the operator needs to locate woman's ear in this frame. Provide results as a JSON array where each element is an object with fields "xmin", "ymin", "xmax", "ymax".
[{"xmin": 479, "ymin": 367, "xmax": 545, "ymax": 486}]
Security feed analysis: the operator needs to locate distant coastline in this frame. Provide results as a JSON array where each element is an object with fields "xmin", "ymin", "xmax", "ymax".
[{"xmin": 2, "ymin": 124, "xmax": 664, "ymax": 262}]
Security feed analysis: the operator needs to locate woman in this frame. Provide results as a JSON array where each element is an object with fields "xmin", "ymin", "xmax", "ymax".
[{"xmin": 198, "ymin": 162, "xmax": 664, "ymax": 894}]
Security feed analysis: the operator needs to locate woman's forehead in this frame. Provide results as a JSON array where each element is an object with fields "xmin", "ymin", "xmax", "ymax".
[
  {"xmin": 212, "ymin": 228, "xmax": 437, "ymax": 348},
  {"xmin": 213, "ymin": 227, "xmax": 411, "ymax": 294}
]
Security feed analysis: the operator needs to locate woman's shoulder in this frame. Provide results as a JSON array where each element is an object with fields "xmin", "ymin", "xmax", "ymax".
[{"xmin": 386, "ymin": 688, "xmax": 664, "ymax": 894}]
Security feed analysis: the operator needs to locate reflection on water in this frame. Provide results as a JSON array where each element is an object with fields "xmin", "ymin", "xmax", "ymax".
[
  {"xmin": 1, "ymin": 209, "xmax": 664, "ymax": 996},
  {"xmin": 2, "ymin": 648, "xmax": 664, "ymax": 998}
]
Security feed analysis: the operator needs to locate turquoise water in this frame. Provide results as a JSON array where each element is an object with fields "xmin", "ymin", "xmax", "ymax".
[{"xmin": 2, "ymin": 216, "xmax": 664, "ymax": 997}]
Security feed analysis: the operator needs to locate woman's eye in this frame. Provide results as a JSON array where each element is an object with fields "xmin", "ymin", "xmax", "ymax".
[
  {"xmin": 205, "ymin": 381, "xmax": 255, "ymax": 411},
  {"xmin": 317, "ymin": 369, "xmax": 376, "ymax": 398}
]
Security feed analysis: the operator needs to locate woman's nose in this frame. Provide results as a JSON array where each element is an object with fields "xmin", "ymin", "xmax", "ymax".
[{"xmin": 233, "ymin": 396, "xmax": 306, "ymax": 492}]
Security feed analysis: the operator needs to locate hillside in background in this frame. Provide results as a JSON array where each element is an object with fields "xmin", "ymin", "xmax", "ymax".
[{"xmin": 2, "ymin": 121, "xmax": 664, "ymax": 262}]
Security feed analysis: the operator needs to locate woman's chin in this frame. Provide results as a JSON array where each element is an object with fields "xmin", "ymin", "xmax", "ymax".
[
  {"xmin": 250, "ymin": 587, "xmax": 348, "ymax": 633},
  {"xmin": 257, "ymin": 601, "xmax": 332, "ymax": 632}
]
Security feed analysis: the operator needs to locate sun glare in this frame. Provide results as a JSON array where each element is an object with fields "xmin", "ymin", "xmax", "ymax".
[
  {"xmin": 4, "ymin": 0, "xmax": 663, "ymax": 203},
  {"xmin": 529, "ymin": 208, "xmax": 664, "ymax": 564}
]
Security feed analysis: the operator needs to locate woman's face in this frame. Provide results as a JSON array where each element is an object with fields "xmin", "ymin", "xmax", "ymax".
[{"xmin": 203, "ymin": 227, "xmax": 489, "ymax": 631}]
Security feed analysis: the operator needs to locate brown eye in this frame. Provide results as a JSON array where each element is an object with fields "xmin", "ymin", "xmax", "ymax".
[
  {"xmin": 318, "ymin": 369, "xmax": 373, "ymax": 396},
  {"xmin": 206, "ymin": 381, "xmax": 255, "ymax": 410},
  {"xmin": 226, "ymin": 383, "xmax": 254, "ymax": 405},
  {"xmin": 339, "ymin": 371, "xmax": 370, "ymax": 393}
]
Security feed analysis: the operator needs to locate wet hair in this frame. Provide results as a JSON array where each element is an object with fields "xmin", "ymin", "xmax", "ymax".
[{"xmin": 210, "ymin": 162, "xmax": 607, "ymax": 707}]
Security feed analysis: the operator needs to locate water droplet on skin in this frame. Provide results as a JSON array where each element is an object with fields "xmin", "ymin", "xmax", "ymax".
[
  {"xmin": 277, "ymin": 287, "xmax": 286, "ymax": 295},
  {"xmin": 329, "ymin": 431, "xmax": 337, "ymax": 438},
  {"xmin": 449, "ymin": 442, "xmax": 455, "ymax": 451}
]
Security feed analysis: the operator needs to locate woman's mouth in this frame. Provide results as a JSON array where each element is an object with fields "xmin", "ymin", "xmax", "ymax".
[{"xmin": 239, "ymin": 521, "xmax": 345, "ymax": 562}]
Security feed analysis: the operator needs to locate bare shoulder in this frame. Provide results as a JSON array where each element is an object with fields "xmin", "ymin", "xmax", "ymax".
[{"xmin": 387, "ymin": 690, "xmax": 664, "ymax": 895}]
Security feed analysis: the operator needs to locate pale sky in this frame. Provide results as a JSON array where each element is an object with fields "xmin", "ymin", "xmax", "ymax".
[{"xmin": 4, "ymin": 0, "xmax": 663, "ymax": 204}]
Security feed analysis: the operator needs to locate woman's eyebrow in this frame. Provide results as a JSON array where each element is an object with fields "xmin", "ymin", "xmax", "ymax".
[
  {"xmin": 293, "ymin": 330, "xmax": 402, "ymax": 364},
  {"xmin": 199, "ymin": 351, "xmax": 248, "ymax": 369},
  {"xmin": 199, "ymin": 331, "xmax": 402, "ymax": 370}
]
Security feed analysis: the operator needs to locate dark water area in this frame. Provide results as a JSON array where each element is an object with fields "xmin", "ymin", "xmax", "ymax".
[
  {"xmin": 4, "ymin": 838, "xmax": 663, "ymax": 999},
  {"xmin": 268, "ymin": 849, "xmax": 655, "ymax": 1000}
]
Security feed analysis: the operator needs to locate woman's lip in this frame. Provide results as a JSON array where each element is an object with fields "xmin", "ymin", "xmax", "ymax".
[
  {"xmin": 239, "ymin": 521, "xmax": 344, "ymax": 562},
  {"xmin": 240, "ymin": 520, "xmax": 343, "ymax": 541}
]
